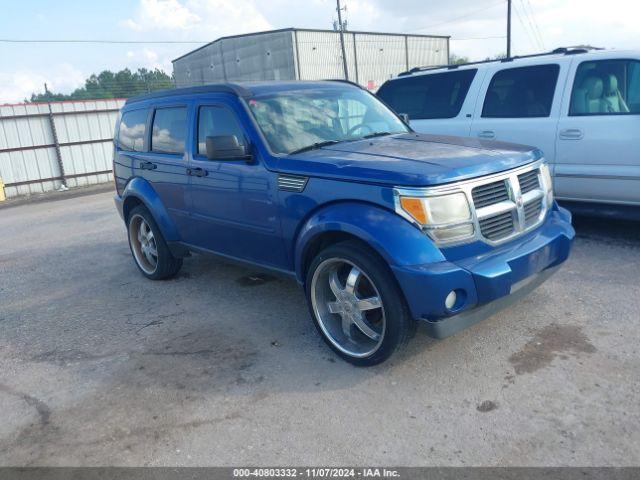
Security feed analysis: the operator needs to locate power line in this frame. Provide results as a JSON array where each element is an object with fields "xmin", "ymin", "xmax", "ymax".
[
  {"xmin": 522, "ymin": 0, "xmax": 546, "ymax": 50},
  {"xmin": 407, "ymin": 0, "xmax": 505, "ymax": 32},
  {"xmin": 515, "ymin": 0, "xmax": 543, "ymax": 50},
  {"xmin": 512, "ymin": 0, "xmax": 539, "ymax": 51},
  {"xmin": 452, "ymin": 35, "xmax": 506, "ymax": 41},
  {"xmin": 0, "ymin": 39, "xmax": 208, "ymax": 44}
]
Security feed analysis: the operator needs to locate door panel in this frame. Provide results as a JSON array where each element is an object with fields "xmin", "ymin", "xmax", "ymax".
[
  {"xmin": 470, "ymin": 62, "xmax": 569, "ymax": 167},
  {"xmin": 185, "ymin": 102, "xmax": 286, "ymax": 268},
  {"xmin": 555, "ymin": 57, "xmax": 640, "ymax": 205},
  {"xmin": 138, "ymin": 105, "xmax": 191, "ymax": 231}
]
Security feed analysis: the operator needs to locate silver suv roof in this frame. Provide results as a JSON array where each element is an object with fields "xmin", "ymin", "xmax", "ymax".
[{"xmin": 393, "ymin": 47, "xmax": 636, "ymax": 80}]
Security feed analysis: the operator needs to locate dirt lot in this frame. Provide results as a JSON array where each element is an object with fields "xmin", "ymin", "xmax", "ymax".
[{"xmin": 0, "ymin": 190, "xmax": 638, "ymax": 466}]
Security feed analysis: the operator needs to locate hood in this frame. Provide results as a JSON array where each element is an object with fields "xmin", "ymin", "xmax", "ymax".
[{"xmin": 275, "ymin": 133, "xmax": 542, "ymax": 187}]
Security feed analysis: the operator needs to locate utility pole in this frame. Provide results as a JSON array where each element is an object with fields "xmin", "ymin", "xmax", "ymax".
[
  {"xmin": 506, "ymin": 0, "xmax": 512, "ymax": 58},
  {"xmin": 336, "ymin": 0, "xmax": 349, "ymax": 80}
]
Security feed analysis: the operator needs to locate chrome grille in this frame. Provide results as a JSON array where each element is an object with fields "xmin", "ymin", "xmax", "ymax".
[
  {"xmin": 524, "ymin": 198, "xmax": 543, "ymax": 226},
  {"xmin": 278, "ymin": 174, "xmax": 308, "ymax": 192},
  {"xmin": 518, "ymin": 170, "xmax": 540, "ymax": 194},
  {"xmin": 472, "ymin": 164, "xmax": 546, "ymax": 243},
  {"xmin": 479, "ymin": 211, "xmax": 515, "ymax": 240},
  {"xmin": 394, "ymin": 160, "xmax": 551, "ymax": 246},
  {"xmin": 471, "ymin": 180, "xmax": 509, "ymax": 208}
]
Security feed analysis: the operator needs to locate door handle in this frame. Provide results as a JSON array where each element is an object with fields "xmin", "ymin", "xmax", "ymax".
[
  {"xmin": 559, "ymin": 128, "xmax": 584, "ymax": 140},
  {"xmin": 478, "ymin": 130, "xmax": 495, "ymax": 139},
  {"xmin": 139, "ymin": 161, "xmax": 157, "ymax": 170},
  {"xmin": 187, "ymin": 167, "xmax": 208, "ymax": 177}
]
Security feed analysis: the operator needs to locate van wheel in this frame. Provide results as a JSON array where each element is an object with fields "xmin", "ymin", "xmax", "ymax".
[
  {"xmin": 127, "ymin": 205, "xmax": 182, "ymax": 280},
  {"xmin": 306, "ymin": 241, "xmax": 415, "ymax": 366}
]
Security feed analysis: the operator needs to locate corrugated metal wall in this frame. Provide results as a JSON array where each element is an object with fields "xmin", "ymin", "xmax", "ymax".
[
  {"xmin": 173, "ymin": 29, "xmax": 449, "ymax": 91},
  {"xmin": 0, "ymin": 99, "xmax": 124, "ymax": 199},
  {"xmin": 295, "ymin": 31, "xmax": 448, "ymax": 90},
  {"xmin": 173, "ymin": 30, "xmax": 297, "ymax": 87}
]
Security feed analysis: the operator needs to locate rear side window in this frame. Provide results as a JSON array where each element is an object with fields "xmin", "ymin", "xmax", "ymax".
[
  {"xmin": 569, "ymin": 59, "xmax": 640, "ymax": 115},
  {"xmin": 118, "ymin": 109, "xmax": 147, "ymax": 152},
  {"xmin": 151, "ymin": 107, "xmax": 187, "ymax": 154},
  {"xmin": 377, "ymin": 69, "xmax": 477, "ymax": 119},
  {"xmin": 482, "ymin": 64, "xmax": 560, "ymax": 118},
  {"xmin": 197, "ymin": 106, "xmax": 245, "ymax": 156}
]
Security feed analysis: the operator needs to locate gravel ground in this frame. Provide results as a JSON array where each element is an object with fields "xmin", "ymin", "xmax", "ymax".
[{"xmin": 0, "ymin": 190, "xmax": 638, "ymax": 466}]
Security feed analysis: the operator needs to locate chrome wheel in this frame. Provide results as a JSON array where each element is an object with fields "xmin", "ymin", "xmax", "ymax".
[
  {"xmin": 310, "ymin": 258, "xmax": 386, "ymax": 358},
  {"xmin": 129, "ymin": 214, "xmax": 158, "ymax": 275}
]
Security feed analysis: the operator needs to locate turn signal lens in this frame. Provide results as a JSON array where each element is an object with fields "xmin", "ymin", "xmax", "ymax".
[
  {"xmin": 396, "ymin": 190, "xmax": 475, "ymax": 244},
  {"xmin": 430, "ymin": 224, "xmax": 474, "ymax": 242},
  {"xmin": 400, "ymin": 197, "xmax": 428, "ymax": 224}
]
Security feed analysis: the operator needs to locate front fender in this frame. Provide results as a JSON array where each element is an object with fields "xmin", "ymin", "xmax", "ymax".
[
  {"xmin": 294, "ymin": 201, "xmax": 445, "ymax": 282},
  {"xmin": 121, "ymin": 177, "xmax": 181, "ymax": 242}
]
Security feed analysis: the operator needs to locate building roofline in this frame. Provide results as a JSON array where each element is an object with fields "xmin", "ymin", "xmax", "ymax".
[{"xmin": 171, "ymin": 27, "xmax": 450, "ymax": 63}]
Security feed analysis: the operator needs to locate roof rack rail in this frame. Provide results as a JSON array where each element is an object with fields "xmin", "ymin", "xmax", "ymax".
[
  {"xmin": 127, "ymin": 83, "xmax": 253, "ymax": 104},
  {"xmin": 398, "ymin": 46, "xmax": 604, "ymax": 77}
]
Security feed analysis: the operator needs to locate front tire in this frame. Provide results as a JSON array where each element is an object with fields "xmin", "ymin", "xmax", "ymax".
[
  {"xmin": 127, "ymin": 205, "xmax": 182, "ymax": 280},
  {"xmin": 305, "ymin": 241, "xmax": 414, "ymax": 366}
]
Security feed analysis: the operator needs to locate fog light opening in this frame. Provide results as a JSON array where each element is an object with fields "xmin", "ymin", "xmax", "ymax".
[
  {"xmin": 445, "ymin": 290, "xmax": 457, "ymax": 310},
  {"xmin": 444, "ymin": 289, "xmax": 467, "ymax": 312}
]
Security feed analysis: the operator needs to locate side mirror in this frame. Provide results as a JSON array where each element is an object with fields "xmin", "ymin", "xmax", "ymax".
[
  {"xmin": 205, "ymin": 135, "xmax": 251, "ymax": 161},
  {"xmin": 399, "ymin": 113, "xmax": 410, "ymax": 124}
]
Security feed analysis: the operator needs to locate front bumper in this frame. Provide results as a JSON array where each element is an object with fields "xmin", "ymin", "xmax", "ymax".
[{"xmin": 391, "ymin": 205, "xmax": 575, "ymax": 338}]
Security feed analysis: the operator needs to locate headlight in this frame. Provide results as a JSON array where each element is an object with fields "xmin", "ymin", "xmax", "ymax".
[
  {"xmin": 397, "ymin": 192, "xmax": 474, "ymax": 244},
  {"xmin": 540, "ymin": 162, "xmax": 554, "ymax": 206}
]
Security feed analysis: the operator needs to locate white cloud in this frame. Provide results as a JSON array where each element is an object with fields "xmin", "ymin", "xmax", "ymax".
[
  {"xmin": 120, "ymin": 0, "xmax": 271, "ymax": 36},
  {"xmin": 0, "ymin": 63, "xmax": 85, "ymax": 104},
  {"xmin": 125, "ymin": 48, "xmax": 173, "ymax": 72},
  {"xmin": 121, "ymin": 0, "xmax": 202, "ymax": 31},
  {"xmin": 356, "ymin": 0, "xmax": 640, "ymax": 60}
]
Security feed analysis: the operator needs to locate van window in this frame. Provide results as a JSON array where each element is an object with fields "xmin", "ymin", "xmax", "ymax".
[
  {"xmin": 569, "ymin": 59, "xmax": 640, "ymax": 115},
  {"xmin": 482, "ymin": 64, "xmax": 559, "ymax": 118},
  {"xmin": 151, "ymin": 107, "xmax": 187, "ymax": 154},
  {"xmin": 377, "ymin": 70, "xmax": 477, "ymax": 119},
  {"xmin": 197, "ymin": 106, "xmax": 245, "ymax": 156},
  {"xmin": 118, "ymin": 109, "xmax": 147, "ymax": 152}
]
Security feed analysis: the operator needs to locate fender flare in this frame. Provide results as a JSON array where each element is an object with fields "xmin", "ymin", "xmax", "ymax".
[
  {"xmin": 121, "ymin": 177, "xmax": 181, "ymax": 242},
  {"xmin": 294, "ymin": 201, "xmax": 446, "ymax": 282}
]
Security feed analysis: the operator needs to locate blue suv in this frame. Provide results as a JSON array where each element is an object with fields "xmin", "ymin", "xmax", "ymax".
[{"xmin": 113, "ymin": 80, "xmax": 574, "ymax": 366}]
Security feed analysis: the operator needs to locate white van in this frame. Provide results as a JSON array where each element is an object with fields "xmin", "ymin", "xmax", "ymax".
[{"xmin": 377, "ymin": 48, "xmax": 640, "ymax": 217}]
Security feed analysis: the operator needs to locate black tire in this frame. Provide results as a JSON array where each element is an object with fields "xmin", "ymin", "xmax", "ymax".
[
  {"xmin": 305, "ymin": 240, "xmax": 415, "ymax": 366},
  {"xmin": 127, "ymin": 205, "xmax": 183, "ymax": 280}
]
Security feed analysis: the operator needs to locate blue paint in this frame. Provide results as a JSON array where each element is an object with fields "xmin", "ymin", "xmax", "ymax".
[{"xmin": 113, "ymin": 81, "xmax": 574, "ymax": 334}]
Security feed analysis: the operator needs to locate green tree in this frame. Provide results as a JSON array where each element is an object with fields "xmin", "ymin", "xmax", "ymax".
[
  {"xmin": 483, "ymin": 53, "xmax": 507, "ymax": 61},
  {"xmin": 449, "ymin": 53, "xmax": 470, "ymax": 65},
  {"xmin": 29, "ymin": 68, "xmax": 174, "ymax": 102}
]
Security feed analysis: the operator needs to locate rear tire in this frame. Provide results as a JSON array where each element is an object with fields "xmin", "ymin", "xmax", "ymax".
[
  {"xmin": 127, "ymin": 205, "xmax": 182, "ymax": 280},
  {"xmin": 305, "ymin": 240, "xmax": 415, "ymax": 366}
]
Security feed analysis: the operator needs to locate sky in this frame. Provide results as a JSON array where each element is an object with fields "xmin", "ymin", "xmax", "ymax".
[{"xmin": 1, "ymin": 0, "xmax": 639, "ymax": 103}]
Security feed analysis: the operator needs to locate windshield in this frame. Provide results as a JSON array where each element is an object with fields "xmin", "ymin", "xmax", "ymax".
[{"xmin": 246, "ymin": 86, "xmax": 410, "ymax": 154}]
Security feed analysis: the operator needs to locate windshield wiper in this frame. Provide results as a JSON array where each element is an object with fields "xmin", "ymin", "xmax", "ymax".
[
  {"xmin": 289, "ymin": 140, "xmax": 342, "ymax": 155},
  {"xmin": 362, "ymin": 131, "xmax": 393, "ymax": 139}
]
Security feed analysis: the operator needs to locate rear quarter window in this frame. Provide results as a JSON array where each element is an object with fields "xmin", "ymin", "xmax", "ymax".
[
  {"xmin": 377, "ymin": 69, "xmax": 477, "ymax": 120},
  {"xmin": 118, "ymin": 109, "xmax": 148, "ymax": 152},
  {"xmin": 151, "ymin": 107, "xmax": 188, "ymax": 154}
]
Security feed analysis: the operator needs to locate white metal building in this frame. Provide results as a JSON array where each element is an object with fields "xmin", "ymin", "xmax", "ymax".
[
  {"xmin": 0, "ymin": 99, "xmax": 123, "ymax": 198},
  {"xmin": 172, "ymin": 28, "xmax": 449, "ymax": 91}
]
